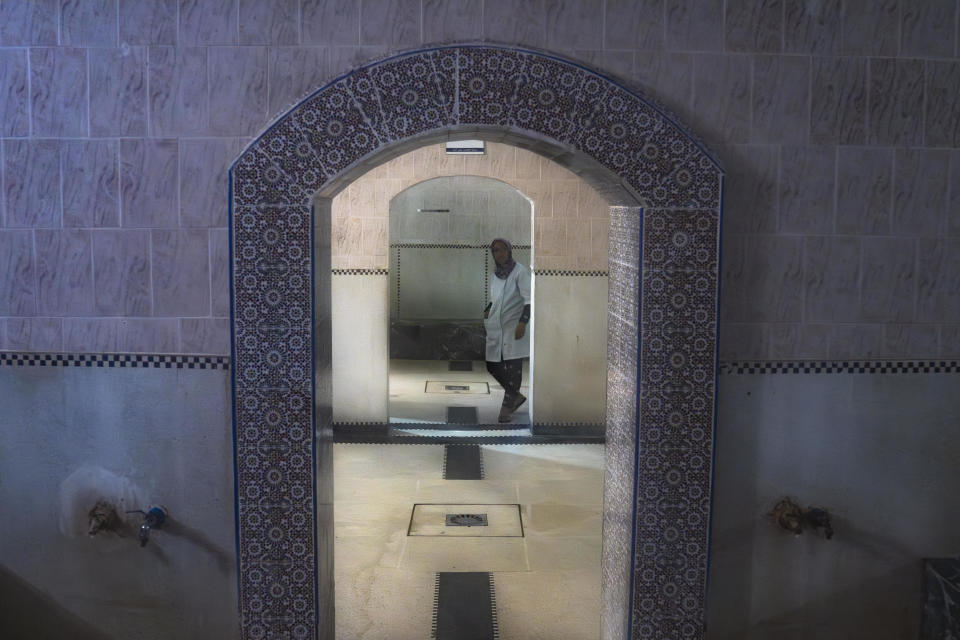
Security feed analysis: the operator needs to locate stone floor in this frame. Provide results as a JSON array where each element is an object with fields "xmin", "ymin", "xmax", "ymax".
[
  {"xmin": 388, "ymin": 359, "xmax": 531, "ymax": 425},
  {"xmin": 333, "ymin": 442, "xmax": 603, "ymax": 639}
]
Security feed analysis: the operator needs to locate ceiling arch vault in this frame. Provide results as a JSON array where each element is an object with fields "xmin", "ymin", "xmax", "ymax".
[{"xmin": 229, "ymin": 44, "xmax": 724, "ymax": 640}]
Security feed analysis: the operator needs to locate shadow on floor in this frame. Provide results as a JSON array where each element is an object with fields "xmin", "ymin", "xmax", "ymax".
[{"xmin": 0, "ymin": 564, "xmax": 110, "ymax": 640}]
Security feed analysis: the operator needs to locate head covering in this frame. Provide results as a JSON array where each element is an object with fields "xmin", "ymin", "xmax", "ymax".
[{"xmin": 491, "ymin": 238, "xmax": 516, "ymax": 280}]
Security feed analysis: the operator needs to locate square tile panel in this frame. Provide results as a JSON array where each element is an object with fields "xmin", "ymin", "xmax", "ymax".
[{"xmin": 408, "ymin": 503, "xmax": 523, "ymax": 537}]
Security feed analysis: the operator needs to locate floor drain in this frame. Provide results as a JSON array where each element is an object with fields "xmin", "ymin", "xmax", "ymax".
[{"xmin": 446, "ymin": 513, "xmax": 488, "ymax": 527}]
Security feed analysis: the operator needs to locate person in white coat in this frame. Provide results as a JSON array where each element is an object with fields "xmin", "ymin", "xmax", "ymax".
[{"xmin": 483, "ymin": 238, "xmax": 531, "ymax": 423}]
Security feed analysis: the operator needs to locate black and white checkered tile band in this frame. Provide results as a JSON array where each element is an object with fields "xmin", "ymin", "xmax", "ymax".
[
  {"xmin": 331, "ymin": 268, "xmax": 389, "ymax": 275},
  {"xmin": 0, "ymin": 352, "xmax": 229, "ymax": 370},
  {"xmin": 390, "ymin": 243, "xmax": 532, "ymax": 249},
  {"xmin": 2, "ymin": 353, "xmax": 952, "ymax": 375},
  {"xmin": 533, "ymin": 269, "xmax": 609, "ymax": 276},
  {"xmin": 721, "ymin": 360, "xmax": 960, "ymax": 374}
]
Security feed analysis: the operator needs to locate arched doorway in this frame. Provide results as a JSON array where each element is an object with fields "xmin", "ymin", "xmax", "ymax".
[
  {"xmin": 230, "ymin": 45, "xmax": 723, "ymax": 639},
  {"xmin": 385, "ymin": 176, "xmax": 535, "ymax": 426}
]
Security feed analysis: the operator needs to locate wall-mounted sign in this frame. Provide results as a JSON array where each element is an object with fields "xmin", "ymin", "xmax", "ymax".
[{"xmin": 445, "ymin": 140, "xmax": 485, "ymax": 154}]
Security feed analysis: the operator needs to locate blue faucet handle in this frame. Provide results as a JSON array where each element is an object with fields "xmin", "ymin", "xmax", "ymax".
[{"xmin": 145, "ymin": 506, "xmax": 166, "ymax": 528}]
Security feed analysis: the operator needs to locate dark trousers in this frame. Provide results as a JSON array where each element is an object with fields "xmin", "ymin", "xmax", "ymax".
[{"xmin": 486, "ymin": 358, "xmax": 523, "ymax": 400}]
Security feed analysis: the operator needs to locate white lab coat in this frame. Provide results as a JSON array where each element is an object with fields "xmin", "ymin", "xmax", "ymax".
[{"xmin": 484, "ymin": 262, "xmax": 531, "ymax": 361}]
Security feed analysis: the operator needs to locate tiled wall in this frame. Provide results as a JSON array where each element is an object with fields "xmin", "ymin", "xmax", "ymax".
[
  {"xmin": 331, "ymin": 141, "xmax": 610, "ymax": 271},
  {"xmin": 710, "ymin": 366, "xmax": 960, "ymax": 638},
  {"xmin": 0, "ymin": 358, "xmax": 238, "ymax": 639},
  {"xmin": 330, "ymin": 148, "xmax": 610, "ymax": 424},
  {"xmin": 0, "ymin": 0, "xmax": 958, "ymax": 359},
  {"xmin": 387, "ymin": 175, "xmax": 531, "ymax": 321},
  {"xmin": 389, "ymin": 174, "xmax": 531, "ymax": 246}
]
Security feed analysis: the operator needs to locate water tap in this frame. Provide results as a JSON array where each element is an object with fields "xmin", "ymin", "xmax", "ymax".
[
  {"xmin": 769, "ymin": 498, "xmax": 833, "ymax": 539},
  {"xmin": 127, "ymin": 506, "xmax": 167, "ymax": 547}
]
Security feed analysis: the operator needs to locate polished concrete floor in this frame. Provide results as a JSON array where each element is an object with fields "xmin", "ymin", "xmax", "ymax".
[
  {"xmin": 388, "ymin": 359, "xmax": 531, "ymax": 425},
  {"xmin": 333, "ymin": 442, "xmax": 603, "ymax": 639}
]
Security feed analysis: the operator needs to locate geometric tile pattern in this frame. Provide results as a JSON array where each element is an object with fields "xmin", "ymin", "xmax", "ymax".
[
  {"xmin": 603, "ymin": 206, "xmax": 643, "ymax": 640},
  {"xmin": 0, "ymin": 351, "xmax": 229, "ymax": 370},
  {"xmin": 533, "ymin": 270, "xmax": 610, "ymax": 276},
  {"xmin": 632, "ymin": 208, "xmax": 718, "ymax": 640},
  {"xmin": 230, "ymin": 45, "xmax": 723, "ymax": 640},
  {"xmin": 330, "ymin": 268, "xmax": 389, "ymax": 275},
  {"xmin": 721, "ymin": 360, "xmax": 960, "ymax": 374},
  {"xmin": 390, "ymin": 243, "xmax": 533, "ymax": 249}
]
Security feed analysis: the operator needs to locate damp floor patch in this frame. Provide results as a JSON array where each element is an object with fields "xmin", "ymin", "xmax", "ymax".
[
  {"xmin": 433, "ymin": 572, "xmax": 498, "ymax": 640},
  {"xmin": 425, "ymin": 381, "xmax": 490, "ymax": 394},
  {"xmin": 446, "ymin": 406, "xmax": 479, "ymax": 424},
  {"xmin": 444, "ymin": 444, "xmax": 482, "ymax": 479},
  {"xmin": 409, "ymin": 504, "xmax": 523, "ymax": 537},
  {"xmin": 448, "ymin": 360, "xmax": 474, "ymax": 371}
]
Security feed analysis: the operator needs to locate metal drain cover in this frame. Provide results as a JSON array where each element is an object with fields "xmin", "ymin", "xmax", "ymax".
[{"xmin": 446, "ymin": 513, "xmax": 488, "ymax": 527}]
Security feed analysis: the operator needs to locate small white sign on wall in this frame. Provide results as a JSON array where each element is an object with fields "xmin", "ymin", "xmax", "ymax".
[{"xmin": 445, "ymin": 139, "xmax": 485, "ymax": 154}]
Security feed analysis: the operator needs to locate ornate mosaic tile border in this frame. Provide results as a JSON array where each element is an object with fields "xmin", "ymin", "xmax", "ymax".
[
  {"xmin": 0, "ymin": 351, "xmax": 229, "ymax": 369},
  {"xmin": 230, "ymin": 45, "xmax": 723, "ymax": 640}
]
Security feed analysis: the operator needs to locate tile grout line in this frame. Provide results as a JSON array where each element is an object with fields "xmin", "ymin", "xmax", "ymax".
[
  {"xmin": 0, "ymin": 138, "xmax": 5, "ymax": 227},
  {"xmin": 206, "ymin": 228, "xmax": 213, "ymax": 319},
  {"xmin": 145, "ymin": 46, "xmax": 151, "ymax": 138},
  {"xmin": 85, "ymin": 47, "xmax": 90, "ymax": 139},
  {"xmin": 117, "ymin": 140, "xmax": 123, "ymax": 227}
]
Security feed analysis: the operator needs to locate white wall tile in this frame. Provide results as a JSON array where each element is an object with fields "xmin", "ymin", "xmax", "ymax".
[
  {"xmin": 532, "ymin": 276, "xmax": 607, "ymax": 423},
  {"xmin": 332, "ymin": 274, "xmax": 388, "ymax": 422}
]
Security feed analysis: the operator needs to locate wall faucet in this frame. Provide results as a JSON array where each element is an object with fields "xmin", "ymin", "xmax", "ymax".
[
  {"xmin": 126, "ymin": 506, "xmax": 167, "ymax": 547},
  {"xmin": 769, "ymin": 498, "xmax": 833, "ymax": 539},
  {"xmin": 88, "ymin": 500, "xmax": 120, "ymax": 536}
]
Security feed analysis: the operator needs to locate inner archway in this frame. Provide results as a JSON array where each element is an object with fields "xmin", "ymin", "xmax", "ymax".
[
  {"xmin": 230, "ymin": 44, "xmax": 723, "ymax": 640},
  {"xmin": 386, "ymin": 175, "xmax": 534, "ymax": 426}
]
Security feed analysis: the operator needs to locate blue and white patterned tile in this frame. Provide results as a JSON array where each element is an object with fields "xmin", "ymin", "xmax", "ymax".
[{"xmin": 230, "ymin": 45, "xmax": 723, "ymax": 640}]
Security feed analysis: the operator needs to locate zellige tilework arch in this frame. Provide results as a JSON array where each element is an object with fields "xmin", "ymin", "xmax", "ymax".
[{"xmin": 230, "ymin": 44, "xmax": 723, "ymax": 640}]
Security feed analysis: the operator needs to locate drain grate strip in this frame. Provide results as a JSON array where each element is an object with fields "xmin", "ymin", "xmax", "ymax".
[
  {"xmin": 446, "ymin": 406, "xmax": 479, "ymax": 424},
  {"xmin": 443, "ymin": 445, "xmax": 482, "ymax": 480},
  {"xmin": 433, "ymin": 572, "xmax": 498, "ymax": 640}
]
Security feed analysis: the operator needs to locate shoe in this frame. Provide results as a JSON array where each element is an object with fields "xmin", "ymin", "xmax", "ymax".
[
  {"xmin": 506, "ymin": 393, "xmax": 526, "ymax": 412},
  {"xmin": 498, "ymin": 405, "xmax": 513, "ymax": 423}
]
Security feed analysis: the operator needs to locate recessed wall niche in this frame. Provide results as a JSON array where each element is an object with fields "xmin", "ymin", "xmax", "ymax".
[
  {"xmin": 389, "ymin": 176, "xmax": 530, "ymax": 353},
  {"xmin": 328, "ymin": 143, "xmax": 613, "ymax": 425}
]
